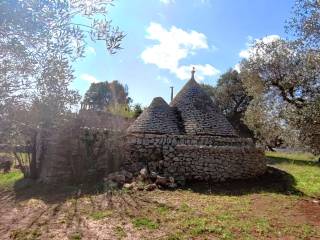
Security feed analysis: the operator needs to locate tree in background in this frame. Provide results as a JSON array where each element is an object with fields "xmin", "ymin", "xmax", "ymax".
[
  {"xmin": 202, "ymin": 69, "xmax": 253, "ymax": 137},
  {"xmin": 286, "ymin": 0, "xmax": 320, "ymax": 49},
  {"xmin": 237, "ymin": 0, "xmax": 320, "ymax": 153},
  {"xmin": 0, "ymin": 0, "xmax": 125, "ymax": 178},
  {"xmin": 0, "ymin": 0, "xmax": 125, "ymax": 140},
  {"xmin": 132, "ymin": 104, "xmax": 143, "ymax": 118},
  {"xmin": 243, "ymin": 91, "xmax": 299, "ymax": 150},
  {"xmin": 241, "ymin": 39, "xmax": 319, "ymax": 110},
  {"xmin": 240, "ymin": 38, "xmax": 320, "ymax": 153},
  {"xmin": 83, "ymin": 80, "xmax": 132, "ymax": 112},
  {"xmin": 286, "ymin": 0, "xmax": 320, "ymax": 154}
]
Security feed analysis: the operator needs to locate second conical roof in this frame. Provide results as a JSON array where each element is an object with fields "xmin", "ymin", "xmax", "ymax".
[
  {"xmin": 127, "ymin": 97, "xmax": 181, "ymax": 134},
  {"xmin": 171, "ymin": 77, "xmax": 236, "ymax": 136}
]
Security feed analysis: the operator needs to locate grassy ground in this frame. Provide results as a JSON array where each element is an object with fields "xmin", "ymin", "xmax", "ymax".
[
  {"xmin": 266, "ymin": 151, "xmax": 320, "ymax": 197},
  {"xmin": 0, "ymin": 171, "xmax": 23, "ymax": 189},
  {"xmin": 0, "ymin": 151, "xmax": 319, "ymax": 240}
]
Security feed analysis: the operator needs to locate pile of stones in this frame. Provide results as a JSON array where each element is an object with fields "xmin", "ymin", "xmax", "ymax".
[{"xmin": 103, "ymin": 167, "xmax": 182, "ymax": 191}]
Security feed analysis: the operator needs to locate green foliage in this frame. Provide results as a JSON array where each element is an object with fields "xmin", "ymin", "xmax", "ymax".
[
  {"xmin": 10, "ymin": 228, "xmax": 41, "ymax": 240},
  {"xmin": 0, "ymin": 1, "xmax": 125, "ymax": 176},
  {"xmin": 0, "ymin": 171, "xmax": 23, "ymax": 189},
  {"xmin": 240, "ymin": 38, "xmax": 320, "ymax": 151},
  {"xmin": 211, "ymin": 69, "xmax": 252, "ymax": 118},
  {"xmin": 83, "ymin": 80, "xmax": 131, "ymax": 112},
  {"xmin": 108, "ymin": 104, "xmax": 135, "ymax": 119},
  {"xmin": 179, "ymin": 203, "xmax": 191, "ymax": 212},
  {"xmin": 236, "ymin": 1, "xmax": 320, "ymax": 151},
  {"xmin": 286, "ymin": 0, "xmax": 320, "ymax": 49},
  {"xmin": 114, "ymin": 226, "xmax": 127, "ymax": 239},
  {"xmin": 132, "ymin": 104, "xmax": 143, "ymax": 118},
  {"xmin": 243, "ymin": 95, "xmax": 291, "ymax": 149},
  {"xmin": 68, "ymin": 232, "xmax": 82, "ymax": 240},
  {"xmin": 89, "ymin": 210, "xmax": 113, "ymax": 220},
  {"xmin": 156, "ymin": 204, "xmax": 170, "ymax": 215},
  {"xmin": 294, "ymin": 97, "xmax": 320, "ymax": 154},
  {"xmin": 132, "ymin": 217, "xmax": 159, "ymax": 229}
]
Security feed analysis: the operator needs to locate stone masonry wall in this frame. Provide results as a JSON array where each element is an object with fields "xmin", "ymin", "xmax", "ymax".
[{"xmin": 125, "ymin": 134, "xmax": 266, "ymax": 182}]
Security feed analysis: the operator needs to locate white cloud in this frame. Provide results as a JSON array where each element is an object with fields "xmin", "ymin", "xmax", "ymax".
[
  {"xmin": 80, "ymin": 73, "xmax": 99, "ymax": 83},
  {"xmin": 86, "ymin": 46, "xmax": 96, "ymax": 56},
  {"xmin": 160, "ymin": 0, "xmax": 175, "ymax": 4},
  {"xmin": 160, "ymin": 0, "xmax": 209, "ymax": 4},
  {"xmin": 141, "ymin": 22, "xmax": 219, "ymax": 81},
  {"xmin": 157, "ymin": 75, "xmax": 171, "ymax": 84},
  {"xmin": 175, "ymin": 64, "xmax": 220, "ymax": 81},
  {"xmin": 239, "ymin": 35, "xmax": 281, "ymax": 59},
  {"xmin": 141, "ymin": 22, "xmax": 208, "ymax": 70},
  {"xmin": 210, "ymin": 44, "xmax": 218, "ymax": 52}
]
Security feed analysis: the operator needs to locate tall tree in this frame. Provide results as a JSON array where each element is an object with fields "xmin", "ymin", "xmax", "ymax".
[
  {"xmin": 240, "ymin": 38, "xmax": 320, "ymax": 153},
  {"xmin": 0, "ymin": 0, "xmax": 125, "ymax": 140},
  {"xmin": 83, "ymin": 80, "xmax": 131, "ymax": 111},
  {"xmin": 286, "ymin": 0, "xmax": 320, "ymax": 49},
  {"xmin": 241, "ymin": 39, "xmax": 319, "ymax": 109},
  {"xmin": 132, "ymin": 104, "xmax": 143, "ymax": 118},
  {"xmin": 0, "ymin": 0, "xmax": 125, "ymax": 177}
]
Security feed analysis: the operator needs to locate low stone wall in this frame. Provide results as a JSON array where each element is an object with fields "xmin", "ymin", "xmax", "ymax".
[
  {"xmin": 125, "ymin": 134, "xmax": 266, "ymax": 182},
  {"xmin": 39, "ymin": 127, "xmax": 126, "ymax": 184},
  {"xmin": 126, "ymin": 133, "xmax": 257, "ymax": 147}
]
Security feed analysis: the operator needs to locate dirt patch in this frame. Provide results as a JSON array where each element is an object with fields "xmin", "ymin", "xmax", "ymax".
[
  {"xmin": 0, "ymin": 182, "xmax": 320, "ymax": 240},
  {"xmin": 298, "ymin": 199, "xmax": 320, "ymax": 225}
]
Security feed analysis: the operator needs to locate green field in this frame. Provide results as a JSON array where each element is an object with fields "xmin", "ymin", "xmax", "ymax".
[
  {"xmin": 266, "ymin": 151, "xmax": 320, "ymax": 197},
  {"xmin": 0, "ymin": 151, "xmax": 319, "ymax": 240},
  {"xmin": 0, "ymin": 171, "xmax": 23, "ymax": 189}
]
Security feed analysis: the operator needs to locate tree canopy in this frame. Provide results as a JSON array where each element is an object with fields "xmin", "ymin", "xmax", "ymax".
[
  {"xmin": 237, "ymin": 0, "xmax": 320, "ymax": 153},
  {"xmin": 83, "ymin": 80, "xmax": 132, "ymax": 112},
  {"xmin": 0, "ymin": 0, "xmax": 125, "ymax": 143}
]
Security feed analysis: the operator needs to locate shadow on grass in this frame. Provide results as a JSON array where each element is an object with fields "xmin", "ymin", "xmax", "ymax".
[
  {"xmin": 11, "ymin": 178, "xmax": 104, "ymax": 205},
  {"xmin": 184, "ymin": 167, "xmax": 303, "ymax": 196},
  {"xmin": 267, "ymin": 156, "xmax": 320, "ymax": 167},
  {"xmin": 9, "ymin": 165, "xmax": 304, "ymax": 204}
]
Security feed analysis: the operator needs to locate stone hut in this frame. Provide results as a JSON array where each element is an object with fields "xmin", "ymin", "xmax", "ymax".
[{"xmin": 125, "ymin": 69, "xmax": 266, "ymax": 182}]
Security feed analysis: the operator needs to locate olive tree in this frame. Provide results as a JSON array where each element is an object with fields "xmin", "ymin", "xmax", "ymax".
[
  {"xmin": 0, "ymin": 0, "xmax": 125, "ymax": 178},
  {"xmin": 240, "ymin": 39, "xmax": 320, "ymax": 153}
]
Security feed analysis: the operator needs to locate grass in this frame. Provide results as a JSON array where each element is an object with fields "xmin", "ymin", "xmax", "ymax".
[
  {"xmin": 132, "ymin": 217, "xmax": 159, "ymax": 229},
  {"xmin": 114, "ymin": 226, "xmax": 127, "ymax": 239},
  {"xmin": 0, "ymin": 170, "xmax": 23, "ymax": 189},
  {"xmin": 10, "ymin": 229, "xmax": 42, "ymax": 240},
  {"xmin": 68, "ymin": 232, "xmax": 82, "ymax": 240},
  {"xmin": 1, "ymin": 151, "xmax": 320, "ymax": 239},
  {"xmin": 266, "ymin": 151, "xmax": 320, "ymax": 197}
]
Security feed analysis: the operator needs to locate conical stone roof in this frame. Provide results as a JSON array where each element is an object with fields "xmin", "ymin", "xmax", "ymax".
[
  {"xmin": 170, "ymin": 70, "xmax": 236, "ymax": 136},
  {"xmin": 127, "ymin": 97, "xmax": 182, "ymax": 134}
]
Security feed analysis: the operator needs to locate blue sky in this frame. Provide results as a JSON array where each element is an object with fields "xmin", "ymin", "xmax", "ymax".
[{"xmin": 71, "ymin": 0, "xmax": 294, "ymax": 106}]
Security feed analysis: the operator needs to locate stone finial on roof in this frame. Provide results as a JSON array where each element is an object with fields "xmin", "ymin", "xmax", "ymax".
[{"xmin": 191, "ymin": 67, "xmax": 196, "ymax": 80}]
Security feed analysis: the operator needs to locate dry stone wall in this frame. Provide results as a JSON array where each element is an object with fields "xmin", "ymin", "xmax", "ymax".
[
  {"xmin": 125, "ymin": 134, "xmax": 266, "ymax": 182},
  {"xmin": 39, "ymin": 127, "xmax": 126, "ymax": 184}
]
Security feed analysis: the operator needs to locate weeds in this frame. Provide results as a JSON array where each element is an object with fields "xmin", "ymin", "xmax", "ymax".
[
  {"xmin": 132, "ymin": 217, "xmax": 159, "ymax": 229},
  {"xmin": 89, "ymin": 210, "xmax": 112, "ymax": 220}
]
